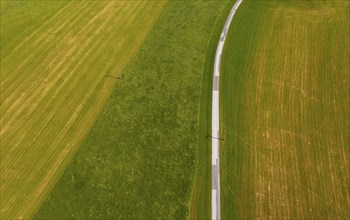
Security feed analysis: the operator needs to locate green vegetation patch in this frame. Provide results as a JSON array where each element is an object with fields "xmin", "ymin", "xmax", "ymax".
[
  {"xmin": 220, "ymin": 1, "xmax": 349, "ymax": 219},
  {"xmin": 34, "ymin": 1, "xmax": 227, "ymax": 219}
]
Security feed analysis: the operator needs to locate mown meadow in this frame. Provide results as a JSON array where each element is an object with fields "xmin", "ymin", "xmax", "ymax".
[
  {"xmin": 220, "ymin": 1, "xmax": 349, "ymax": 219},
  {"xmin": 1, "ymin": 1, "xmax": 166, "ymax": 219}
]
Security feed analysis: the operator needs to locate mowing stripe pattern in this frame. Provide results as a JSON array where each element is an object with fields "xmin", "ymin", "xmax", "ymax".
[{"xmin": 0, "ymin": 1, "xmax": 166, "ymax": 219}]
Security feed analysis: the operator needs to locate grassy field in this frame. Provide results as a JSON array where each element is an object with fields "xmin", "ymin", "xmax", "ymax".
[
  {"xmin": 33, "ymin": 1, "xmax": 228, "ymax": 219},
  {"xmin": 220, "ymin": 1, "xmax": 349, "ymax": 219},
  {"xmin": 0, "ymin": 1, "xmax": 166, "ymax": 219}
]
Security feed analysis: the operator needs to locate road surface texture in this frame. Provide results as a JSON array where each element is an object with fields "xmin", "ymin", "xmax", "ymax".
[{"xmin": 212, "ymin": 0, "xmax": 243, "ymax": 219}]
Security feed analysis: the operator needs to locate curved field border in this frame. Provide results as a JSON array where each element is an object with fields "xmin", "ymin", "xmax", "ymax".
[
  {"xmin": 189, "ymin": 1, "xmax": 235, "ymax": 219},
  {"xmin": 220, "ymin": 1, "xmax": 349, "ymax": 219},
  {"xmin": 211, "ymin": 0, "xmax": 243, "ymax": 219}
]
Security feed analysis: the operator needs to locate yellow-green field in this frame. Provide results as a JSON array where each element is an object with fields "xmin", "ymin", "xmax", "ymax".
[
  {"xmin": 0, "ymin": 1, "xmax": 166, "ymax": 219},
  {"xmin": 221, "ymin": 1, "xmax": 349, "ymax": 219}
]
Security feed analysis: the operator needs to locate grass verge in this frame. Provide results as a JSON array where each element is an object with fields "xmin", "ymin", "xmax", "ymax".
[{"xmin": 189, "ymin": 1, "xmax": 235, "ymax": 219}]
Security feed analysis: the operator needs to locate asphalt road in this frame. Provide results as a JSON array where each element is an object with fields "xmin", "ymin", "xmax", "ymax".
[{"xmin": 211, "ymin": 0, "xmax": 244, "ymax": 219}]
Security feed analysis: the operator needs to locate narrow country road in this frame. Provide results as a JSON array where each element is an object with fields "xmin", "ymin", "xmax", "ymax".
[{"xmin": 211, "ymin": 0, "xmax": 244, "ymax": 219}]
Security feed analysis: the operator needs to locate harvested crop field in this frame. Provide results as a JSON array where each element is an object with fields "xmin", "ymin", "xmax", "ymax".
[
  {"xmin": 220, "ymin": 1, "xmax": 349, "ymax": 219},
  {"xmin": 0, "ymin": 1, "xmax": 166, "ymax": 219}
]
